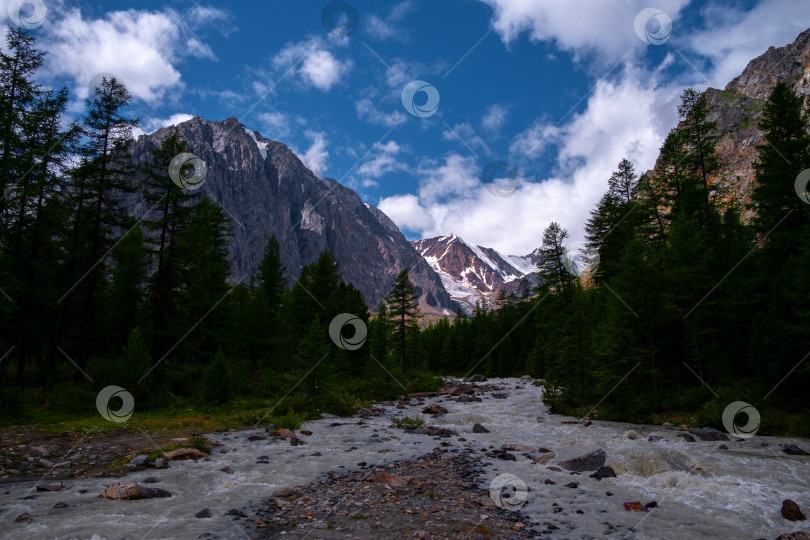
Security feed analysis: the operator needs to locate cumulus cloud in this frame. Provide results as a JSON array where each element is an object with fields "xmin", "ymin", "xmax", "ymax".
[
  {"xmin": 356, "ymin": 140, "xmax": 409, "ymax": 180},
  {"xmin": 133, "ymin": 113, "xmax": 195, "ymax": 138},
  {"xmin": 297, "ymin": 131, "xmax": 330, "ymax": 178},
  {"xmin": 355, "ymin": 98, "xmax": 407, "ymax": 127},
  {"xmin": 271, "ymin": 38, "xmax": 351, "ymax": 92},
  {"xmin": 377, "ymin": 194, "xmax": 435, "ymax": 232},
  {"xmin": 478, "ymin": 0, "xmax": 687, "ymax": 64},
  {"xmin": 256, "ymin": 111, "xmax": 304, "ymax": 142},
  {"xmin": 40, "ymin": 5, "xmax": 229, "ymax": 103},
  {"xmin": 381, "ymin": 66, "xmax": 680, "ymax": 254}
]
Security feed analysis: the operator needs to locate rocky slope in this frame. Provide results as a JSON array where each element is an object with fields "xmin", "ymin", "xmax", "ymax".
[
  {"xmin": 659, "ymin": 27, "xmax": 810, "ymax": 213},
  {"xmin": 411, "ymin": 235, "xmax": 539, "ymax": 312},
  {"xmin": 128, "ymin": 117, "xmax": 454, "ymax": 315}
]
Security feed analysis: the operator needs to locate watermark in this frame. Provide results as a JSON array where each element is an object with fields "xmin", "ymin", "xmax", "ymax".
[
  {"xmin": 401, "ymin": 80, "xmax": 440, "ymax": 118},
  {"xmin": 561, "ymin": 246, "xmax": 600, "ymax": 278},
  {"xmin": 87, "ymin": 72, "xmax": 123, "ymax": 99},
  {"xmin": 795, "ymin": 169, "xmax": 810, "ymax": 205},
  {"xmin": 489, "ymin": 473, "xmax": 528, "ymax": 510},
  {"xmin": 169, "ymin": 152, "xmax": 207, "ymax": 191},
  {"xmin": 8, "ymin": 0, "xmax": 47, "ymax": 30},
  {"xmin": 329, "ymin": 313, "xmax": 367, "ymax": 350},
  {"xmin": 722, "ymin": 401, "xmax": 760, "ymax": 438},
  {"xmin": 482, "ymin": 161, "xmax": 521, "ymax": 198},
  {"xmin": 321, "ymin": 1, "xmax": 359, "ymax": 37},
  {"xmin": 96, "ymin": 385, "xmax": 135, "ymax": 423},
  {"xmin": 634, "ymin": 8, "xmax": 672, "ymax": 45}
]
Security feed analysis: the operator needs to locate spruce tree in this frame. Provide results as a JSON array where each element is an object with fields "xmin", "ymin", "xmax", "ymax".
[{"xmin": 386, "ymin": 269, "xmax": 419, "ymax": 372}]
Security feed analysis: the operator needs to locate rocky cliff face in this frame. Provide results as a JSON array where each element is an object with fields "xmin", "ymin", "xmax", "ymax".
[
  {"xmin": 128, "ymin": 116, "xmax": 454, "ymax": 315},
  {"xmin": 411, "ymin": 234, "xmax": 538, "ymax": 312},
  {"xmin": 657, "ymin": 28, "xmax": 810, "ymax": 212}
]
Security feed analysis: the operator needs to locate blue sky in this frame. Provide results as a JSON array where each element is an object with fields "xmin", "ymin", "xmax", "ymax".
[{"xmin": 4, "ymin": 0, "xmax": 810, "ymax": 255}]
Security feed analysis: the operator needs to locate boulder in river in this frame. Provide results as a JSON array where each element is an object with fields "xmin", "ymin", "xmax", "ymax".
[
  {"xmin": 781, "ymin": 499, "xmax": 807, "ymax": 521},
  {"xmin": 15, "ymin": 512, "xmax": 34, "ymax": 523},
  {"xmin": 520, "ymin": 375, "xmax": 533, "ymax": 380},
  {"xmin": 270, "ymin": 428, "xmax": 296, "ymax": 438},
  {"xmin": 195, "ymin": 508, "xmax": 212, "ymax": 518},
  {"xmin": 102, "ymin": 482, "xmax": 172, "ymax": 500},
  {"xmin": 472, "ymin": 423, "xmax": 490, "ymax": 433},
  {"xmin": 623, "ymin": 501, "xmax": 643, "ymax": 511},
  {"xmin": 590, "ymin": 466, "xmax": 617, "ymax": 480},
  {"xmin": 468, "ymin": 374, "xmax": 487, "ymax": 382},
  {"xmin": 271, "ymin": 487, "xmax": 294, "ymax": 497},
  {"xmin": 36, "ymin": 483, "xmax": 63, "ymax": 492},
  {"xmin": 688, "ymin": 427, "xmax": 729, "ymax": 441},
  {"xmin": 783, "ymin": 444, "xmax": 810, "ymax": 456},
  {"xmin": 559, "ymin": 449, "xmax": 606, "ymax": 472},
  {"xmin": 492, "ymin": 393, "xmax": 508, "ymax": 399},
  {"xmin": 129, "ymin": 455, "xmax": 149, "ymax": 467},
  {"xmin": 677, "ymin": 433, "xmax": 696, "ymax": 442},
  {"xmin": 422, "ymin": 403, "xmax": 448, "ymax": 415},
  {"xmin": 775, "ymin": 533, "xmax": 810, "ymax": 540},
  {"xmin": 153, "ymin": 458, "xmax": 169, "ymax": 469},
  {"xmin": 532, "ymin": 454, "xmax": 555, "ymax": 464},
  {"xmin": 164, "ymin": 448, "xmax": 206, "ymax": 461}
]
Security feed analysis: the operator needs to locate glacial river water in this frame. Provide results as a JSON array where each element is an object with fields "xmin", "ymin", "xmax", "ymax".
[{"xmin": 0, "ymin": 378, "xmax": 808, "ymax": 539}]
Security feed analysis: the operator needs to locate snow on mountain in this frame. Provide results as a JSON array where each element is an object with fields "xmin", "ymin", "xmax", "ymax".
[{"xmin": 410, "ymin": 235, "xmax": 539, "ymax": 313}]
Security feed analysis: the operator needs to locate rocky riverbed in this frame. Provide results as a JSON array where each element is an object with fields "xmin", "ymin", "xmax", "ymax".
[{"xmin": 0, "ymin": 377, "xmax": 808, "ymax": 539}]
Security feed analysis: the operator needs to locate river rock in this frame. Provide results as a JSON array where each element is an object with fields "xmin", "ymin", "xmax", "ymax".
[
  {"xmin": 457, "ymin": 395, "xmax": 482, "ymax": 403},
  {"xmin": 677, "ymin": 433, "xmax": 696, "ymax": 442},
  {"xmin": 502, "ymin": 444, "xmax": 534, "ymax": 452},
  {"xmin": 559, "ymin": 449, "xmax": 606, "ymax": 472},
  {"xmin": 300, "ymin": 430, "xmax": 313, "ymax": 436},
  {"xmin": 492, "ymin": 393, "xmax": 508, "ymax": 399},
  {"xmin": 422, "ymin": 403, "xmax": 448, "ymax": 415},
  {"xmin": 272, "ymin": 487, "xmax": 294, "ymax": 497},
  {"xmin": 247, "ymin": 435, "xmax": 266, "ymax": 441},
  {"xmin": 103, "ymin": 482, "xmax": 172, "ymax": 500},
  {"xmin": 153, "ymin": 458, "xmax": 169, "ymax": 469},
  {"xmin": 472, "ymin": 423, "xmax": 490, "ymax": 433},
  {"xmin": 775, "ymin": 533, "xmax": 810, "ymax": 540},
  {"xmin": 15, "ymin": 512, "xmax": 33, "ymax": 523},
  {"xmin": 623, "ymin": 501, "xmax": 643, "ymax": 511},
  {"xmin": 688, "ymin": 427, "xmax": 729, "ymax": 441},
  {"xmin": 164, "ymin": 448, "xmax": 206, "ymax": 461},
  {"xmin": 53, "ymin": 502, "xmax": 68, "ymax": 509},
  {"xmin": 468, "ymin": 374, "xmax": 487, "ymax": 382},
  {"xmin": 532, "ymin": 454, "xmax": 555, "ymax": 464},
  {"xmin": 520, "ymin": 375, "xmax": 533, "ymax": 380},
  {"xmin": 625, "ymin": 430, "xmax": 641, "ymax": 440},
  {"xmin": 270, "ymin": 429, "xmax": 296, "ymax": 438},
  {"xmin": 782, "ymin": 499, "xmax": 807, "ymax": 521},
  {"xmin": 289, "ymin": 437, "xmax": 305, "ymax": 446},
  {"xmin": 36, "ymin": 483, "xmax": 63, "ymax": 492},
  {"xmin": 220, "ymin": 466, "xmax": 234, "ymax": 474},
  {"xmin": 195, "ymin": 508, "xmax": 213, "ymax": 518},
  {"xmin": 590, "ymin": 466, "xmax": 617, "ymax": 480},
  {"xmin": 129, "ymin": 455, "xmax": 149, "ymax": 467},
  {"xmin": 783, "ymin": 444, "xmax": 810, "ymax": 456}
]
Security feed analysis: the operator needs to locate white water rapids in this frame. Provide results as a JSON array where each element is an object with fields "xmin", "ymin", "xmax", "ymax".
[{"xmin": 0, "ymin": 378, "xmax": 807, "ymax": 539}]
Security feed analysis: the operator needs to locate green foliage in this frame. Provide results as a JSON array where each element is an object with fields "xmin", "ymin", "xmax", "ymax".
[
  {"xmin": 395, "ymin": 416, "xmax": 425, "ymax": 429},
  {"xmin": 203, "ymin": 349, "xmax": 232, "ymax": 406}
]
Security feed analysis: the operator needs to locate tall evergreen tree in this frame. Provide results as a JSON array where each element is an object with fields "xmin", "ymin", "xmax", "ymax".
[{"xmin": 386, "ymin": 269, "xmax": 419, "ymax": 372}]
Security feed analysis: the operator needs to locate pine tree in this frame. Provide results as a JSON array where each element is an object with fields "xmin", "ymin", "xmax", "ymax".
[
  {"xmin": 749, "ymin": 82, "xmax": 810, "ymax": 256},
  {"xmin": 143, "ymin": 130, "xmax": 202, "ymax": 372},
  {"xmin": 536, "ymin": 222, "xmax": 572, "ymax": 301},
  {"xmin": 251, "ymin": 236, "xmax": 287, "ymax": 389},
  {"xmin": 386, "ymin": 269, "xmax": 419, "ymax": 372},
  {"xmin": 68, "ymin": 75, "xmax": 139, "ymax": 383}
]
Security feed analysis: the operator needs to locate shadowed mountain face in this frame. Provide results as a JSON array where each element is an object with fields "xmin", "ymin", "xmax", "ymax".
[
  {"xmin": 411, "ymin": 234, "xmax": 539, "ymax": 312},
  {"xmin": 127, "ymin": 116, "xmax": 454, "ymax": 315}
]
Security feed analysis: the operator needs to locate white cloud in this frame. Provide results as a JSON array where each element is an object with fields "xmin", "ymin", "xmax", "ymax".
[
  {"xmin": 685, "ymin": 0, "xmax": 810, "ymax": 89},
  {"xmin": 366, "ymin": 1, "xmax": 414, "ymax": 42},
  {"xmin": 41, "ymin": 5, "xmax": 228, "ymax": 103},
  {"xmin": 509, "ymin": 122, "xmax": 560, "ymax": 163},
  {"xmin": 357, "ymin": 140, "xmax": 409, "ymax": 179},
  {"xmin": 478, "ymin": 0, "xmax": 687, "ymax": 63},
  {"xmin": 297, "ymin": 131, "xmax": 329, "ymax": 178},
  {"xmin": 355, "ymin": 98, "xmax": 407, "ymax": 127},
  {"xmin": 256, "ymin": 111, "xmax": 301, "ymax": 142},
  {"xmin": 271, "ymin": 38, "xmax": 351, "ymax": 92},
  {"xmin": 381, "ymin": 67, "xmax": 680, "ymax": 255},
  {"xmin": 133, "ymin": 113, "xmax": 195, "ymax": 138},
  {"xmin": 442, "ymin": 123, "xmax": 490, "ymax": 157},
  {"xmin": 377, "ymin": 194, "xmax": 435, "ymax": 232},
  {"xmin": 481, "ymin": 104, "xmax": 508, "ymax": 134}
]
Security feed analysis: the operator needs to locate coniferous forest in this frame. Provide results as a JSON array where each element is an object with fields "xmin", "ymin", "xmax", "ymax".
[{"xmin": 1, "ymin": 27, "xmax": 809, "ymax": 437}]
